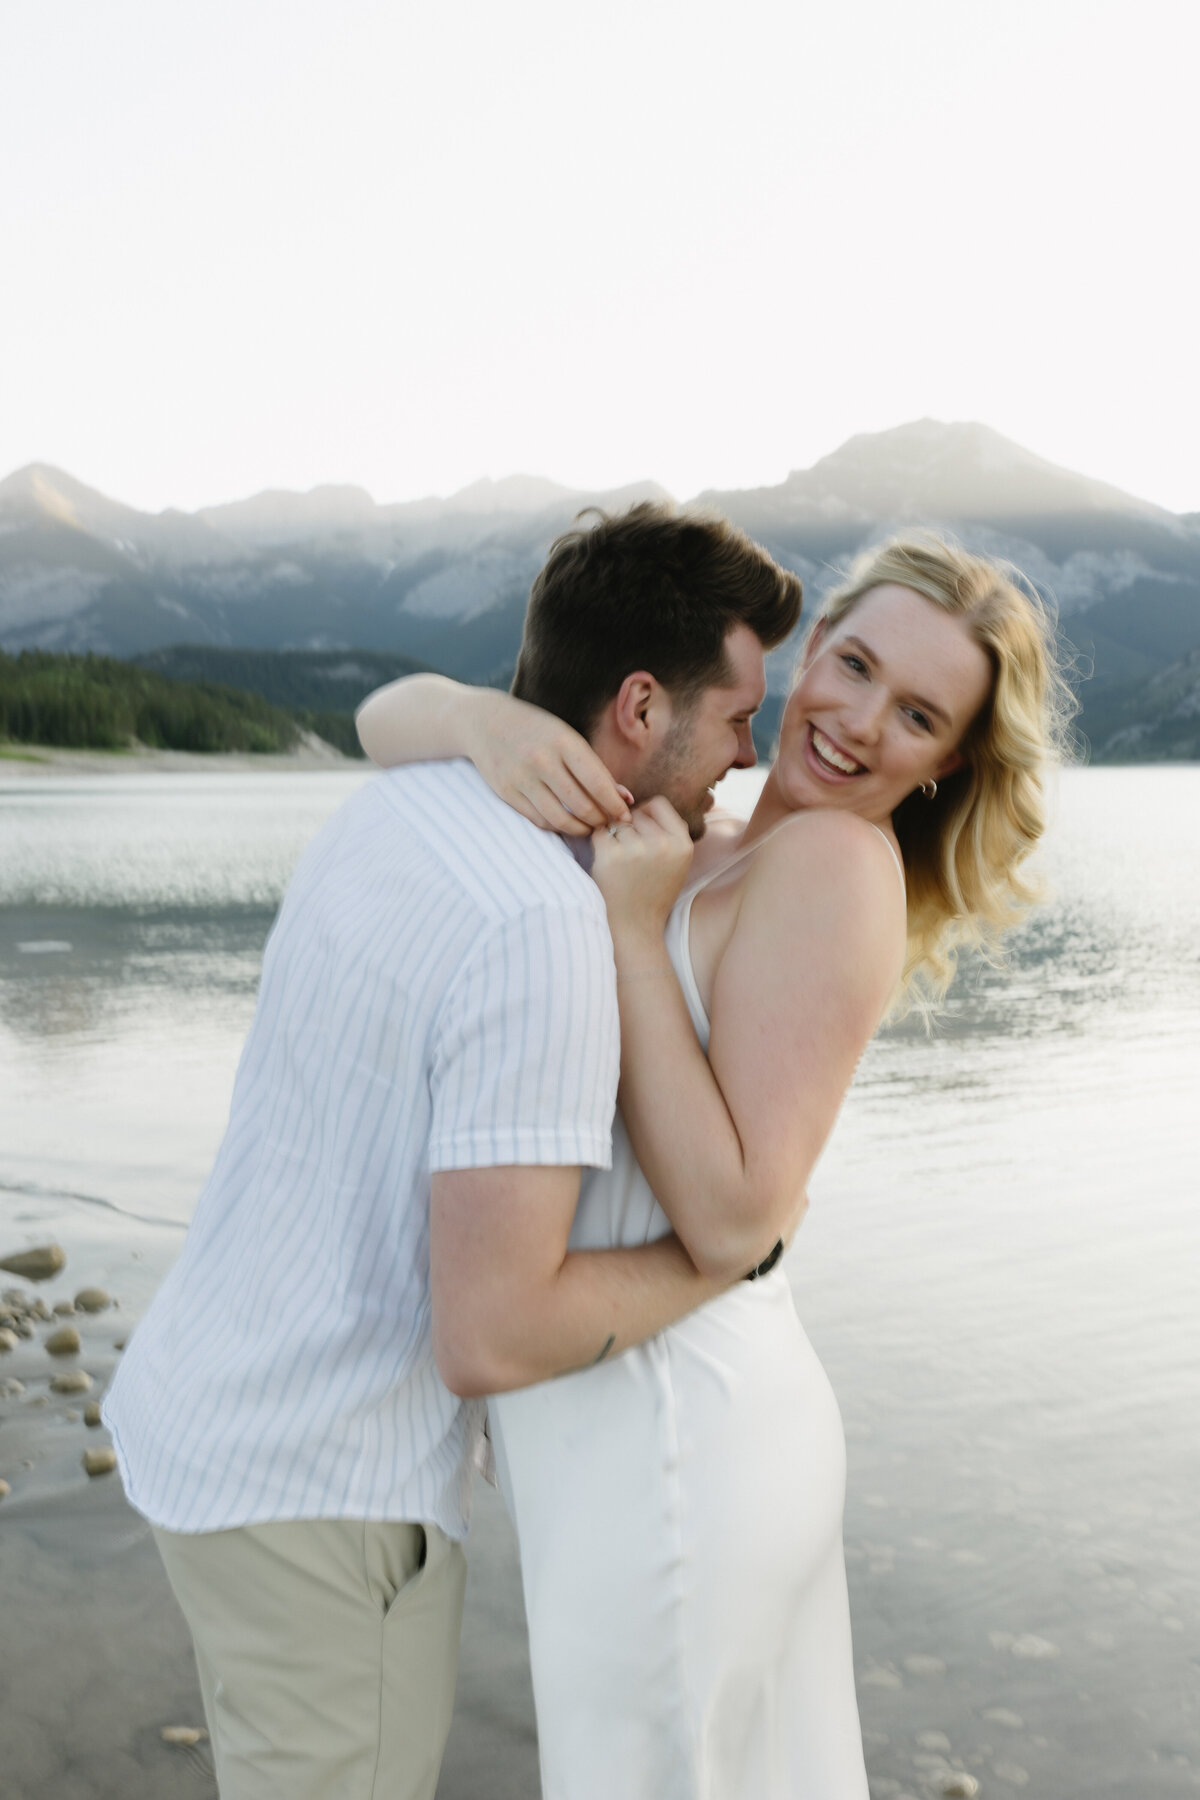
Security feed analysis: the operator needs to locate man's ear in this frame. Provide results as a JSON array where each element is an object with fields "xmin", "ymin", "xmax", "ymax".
[{"xmin": 610, "ymin": 670, "xmax": 671, "ymax": 749}]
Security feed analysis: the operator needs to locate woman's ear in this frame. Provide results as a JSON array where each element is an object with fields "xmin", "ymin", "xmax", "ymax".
[{"xmin": 934, "ymin": 749, "xmax": 966, "ymax": 780}]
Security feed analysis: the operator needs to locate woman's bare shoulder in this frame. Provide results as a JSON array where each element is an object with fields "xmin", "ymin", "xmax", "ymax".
[{"xmin": 744, "ymin": 809, "xmax": 907, "ymax": 926}]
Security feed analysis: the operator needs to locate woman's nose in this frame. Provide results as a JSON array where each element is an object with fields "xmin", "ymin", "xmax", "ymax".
[{"xmin": 844, "ymin": 692, "xmax": 887, "ymax": 745}]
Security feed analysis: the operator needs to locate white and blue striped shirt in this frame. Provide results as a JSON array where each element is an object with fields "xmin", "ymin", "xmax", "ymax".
[{"xmin": 104, "ymin": 762, "xmax": 620, "ymax": 1539}]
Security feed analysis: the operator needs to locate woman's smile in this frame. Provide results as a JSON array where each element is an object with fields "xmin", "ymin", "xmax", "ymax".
[{"xmin": 807, "ymin": 724, "xmax": 867, "ymax": 779}]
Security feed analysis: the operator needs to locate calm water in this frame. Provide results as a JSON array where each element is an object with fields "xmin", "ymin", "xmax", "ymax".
[{"xmin": 1, "ymin": 765, "xmax": 1197, "ymax": 1800}]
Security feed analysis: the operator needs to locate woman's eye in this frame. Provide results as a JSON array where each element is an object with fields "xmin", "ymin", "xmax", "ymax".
[
  {"xmin": 841, "ymin": 654, "xmax": 866, "ymax": 674},
  {"xmin": 905, "ymin": 708, "xmax": 933, "ymax": 732}
]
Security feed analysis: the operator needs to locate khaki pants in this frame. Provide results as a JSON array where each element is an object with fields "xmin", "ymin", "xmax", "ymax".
[{"xmin": 154, "ymin": 1517, "xmax": 467, "ymax": 1800}]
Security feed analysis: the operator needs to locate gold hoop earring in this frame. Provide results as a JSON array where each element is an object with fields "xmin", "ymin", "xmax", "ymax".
[{"xmin": 920, "ymin": 779, "xmax": 938, "ymax": 800}]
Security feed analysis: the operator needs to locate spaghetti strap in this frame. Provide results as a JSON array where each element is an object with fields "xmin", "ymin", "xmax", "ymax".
[
  {"xmin": 866, "ymin": 821, "xmax": 906, "ymax": 893},
  {"xmin": 671, "ymin": 811, "xmax": 905, "ymax": 1040},
  {"xmin": 684, "ymin": 812, "xmax": 906, "ymax": 902}
]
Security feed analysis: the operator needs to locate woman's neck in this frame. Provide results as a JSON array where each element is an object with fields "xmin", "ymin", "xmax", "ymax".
[
  {"xmin": 736, "ymin": 766, "xmax": 900, "ymax": 853},
  {"xmin": 738, "ymin": 767, "xmax": 799, "ymax": 848}
]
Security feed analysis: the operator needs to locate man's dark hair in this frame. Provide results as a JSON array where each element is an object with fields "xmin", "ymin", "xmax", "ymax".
[{"xmin": 511, "ymin": 503, "xmax": 802, "ymax": 735}]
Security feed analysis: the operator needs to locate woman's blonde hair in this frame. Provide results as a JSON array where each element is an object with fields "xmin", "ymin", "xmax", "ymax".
[{"xmin": 816, "ymin": 532, "xmax": 1076, "ymax": 1013}]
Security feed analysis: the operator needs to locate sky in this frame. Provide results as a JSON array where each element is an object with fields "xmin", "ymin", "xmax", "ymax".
[{"xmin": 2, "ymin": 0, "xmax": 1197, "ymax": 515}]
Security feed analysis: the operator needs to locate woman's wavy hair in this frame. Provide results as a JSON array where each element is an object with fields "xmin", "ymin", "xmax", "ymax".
[{"xmin": 814, "ymin": 532, "xmax": 1077, "ymax": 1014}]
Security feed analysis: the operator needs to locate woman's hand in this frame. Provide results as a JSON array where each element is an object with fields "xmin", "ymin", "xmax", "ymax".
[
  {"xmin": 590, "ymin": 797, "xmax": 695, "ymax": 945},
  {"xmin": 355, "ymin": 674, "xmax": 632, "ymax": 836},
  {"xmin": 468, "ymin": 693, "xmax": 633, "ymax": 837}
]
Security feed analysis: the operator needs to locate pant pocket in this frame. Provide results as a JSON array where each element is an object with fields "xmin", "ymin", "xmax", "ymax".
[{"xmin": 363, "ymin": 1520, "xmax": 427, "ymax": 1616}]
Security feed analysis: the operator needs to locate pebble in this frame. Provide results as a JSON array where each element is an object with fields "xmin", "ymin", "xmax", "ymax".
[
  {"xmin": 940, "ymin": 1777, "xmax": 980, "ymax": 1798},
  {"xmin": 992, "ymin": 1760, "xmax": 1030, "ymax": 1786},
  {"xmin": 0, "ymin": 1328, "xmax": 17, "ymax": 1352},
  {"xmin": 52, "ymin": 1299, "xmax": 77, "ymax": 1316},
  {"xmin": 982, "ymin": 1708, "xmax": 1024, "ymax": 1730},
  {"xmin": 65, "ymin": 1408, "xmax": 81, "ymax": 1421},
  {"xmin": 82, "ymin": 1446, "xmax": 117, "ymax": 1477},
  {"xmin": 1009, "ymin": 1634, "xmax": 1059, "ymax": 1660},
  {"xmin": 45, "ymin": 1325, "xmax": 82, "ymax": 1356},
  {"xmin": 26, "ymin": 1393, "xmax": 50, "ymax": 1409},
  {"xmin": 84, "ymin": 1401, "xmax": 103, "ymax": 1426},
  {"xmin": 113, "ymin": 1337, "xmax": 127, "ymax": 1351},
  {"xmin": 0, "ymin": 1378, "xmax": 25, "ymax": 1398},
  {"xmin": 51, "ymin": 1369, "xmax": 94, "ymax": 1394},
  {"xmin": 0, "ymin": 1244, "xmax": 66, "ymax": 1282},
  {"xmin": 917, "ymin": 1732, "xmax": 953, "ymax": 1753},
  {"xmin": 859, "ymin": 1665, "xmax": 904, "ymax": 1689},
  {"xmin": 0, "ymin": 1479, "xmax": 9, "ymax": 1499},
  {"xmin": 903, "ymin": 1653, "xmax": 947, "ymax": 1676},
  {"xmin": 75, "ymin": 1287, "xmax": 112, "ymax": 1314},
  {"xmin": 161, "ymin": 1725, "xmax": 208, "ymax": 1746}
]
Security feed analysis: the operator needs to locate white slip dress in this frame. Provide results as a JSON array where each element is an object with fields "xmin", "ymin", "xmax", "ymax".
[{"xmin": 489, "ymin": 826, "xmax": 900, "ymax": 1800}]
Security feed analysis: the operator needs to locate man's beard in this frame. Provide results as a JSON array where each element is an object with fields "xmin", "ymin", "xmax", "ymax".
[{"xmin": 636, "ymin": 713, "xmax": 711, "ymax": 840}]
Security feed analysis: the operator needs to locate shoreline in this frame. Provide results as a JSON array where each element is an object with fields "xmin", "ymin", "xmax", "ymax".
[{"xmin": 0, "ymin": 733, "xmax": 359, "ymax": 780}]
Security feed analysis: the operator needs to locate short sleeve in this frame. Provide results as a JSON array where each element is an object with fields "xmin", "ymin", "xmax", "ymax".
[{"xmin": 427, "ymin": 901, "xmax": 619, "ymax": 1173}]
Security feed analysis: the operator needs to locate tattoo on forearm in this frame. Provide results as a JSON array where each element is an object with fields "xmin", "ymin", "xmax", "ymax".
[{"xmin": 554, "ymin": 1333, "xmax": 617, "ymax": 1380}]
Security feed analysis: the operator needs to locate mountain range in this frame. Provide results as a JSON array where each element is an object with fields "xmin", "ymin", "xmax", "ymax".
[{"xmin": 2, "ymin": 420, "xmax": 1198, "ymax": 760}]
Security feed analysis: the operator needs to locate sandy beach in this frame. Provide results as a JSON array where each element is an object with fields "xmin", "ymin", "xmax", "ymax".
[{"xmin": 0, "ymin": 1240, "xmax": 540, "ymax": 1800}]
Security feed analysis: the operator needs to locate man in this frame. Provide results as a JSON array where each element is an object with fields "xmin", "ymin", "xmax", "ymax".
[{"xmin": 104, "ymin": 502, "xmax": 801, "ymax": 1799}]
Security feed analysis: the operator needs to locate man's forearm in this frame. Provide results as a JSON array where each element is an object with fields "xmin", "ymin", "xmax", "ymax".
[
  {"xmin": 527, "ymin": 1234, "xmax": 728, "ymax": 1386},
  {"xmin": 433, "ymin": 1226, "xmax": 728, "ymax": 1399}
]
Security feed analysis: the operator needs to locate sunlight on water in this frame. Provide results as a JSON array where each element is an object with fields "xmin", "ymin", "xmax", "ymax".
[{"xmin": 2, "ymin": 763, "xmax": 1197, "ymax": 1797}]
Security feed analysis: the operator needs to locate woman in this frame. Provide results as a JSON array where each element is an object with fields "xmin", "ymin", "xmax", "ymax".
[{"xmin": 357, "ymin": 533, "xmax": 1069, "ymax": 1798}]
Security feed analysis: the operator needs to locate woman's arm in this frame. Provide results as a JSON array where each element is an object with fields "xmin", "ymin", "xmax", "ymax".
[
  {"xmin": 592, "ymin": 806, "xmax": 906, "ymax": 1280},
  {"xmin": 355, "ymin": 674, "xmax": 631, "ymax": 836}
]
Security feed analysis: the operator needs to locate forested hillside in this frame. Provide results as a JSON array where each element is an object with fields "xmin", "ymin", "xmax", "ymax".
[
  {"xmin": 0, "ymin": 651, "xmax": 302, "ymax": 754},
  {"xmin": 131, "ymin": 646, "xmax": 434, "ymax": 756}
]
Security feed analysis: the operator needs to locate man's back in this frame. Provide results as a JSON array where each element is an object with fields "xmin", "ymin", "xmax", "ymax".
[{"xmin": 104, "ymin": 761, "xmax": 618, "ymax": 1541}]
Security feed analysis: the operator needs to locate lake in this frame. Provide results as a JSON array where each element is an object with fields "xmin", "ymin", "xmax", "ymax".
[{"xmin": 1, "ymin": 763, "xmax": 1197, "ymax": 1800}]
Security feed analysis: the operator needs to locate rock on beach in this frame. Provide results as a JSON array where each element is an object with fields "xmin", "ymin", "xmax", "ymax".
[
  {"xmin": 51, "ymin": 1369, "xmax": 94, "ymax": 1395},
  {"xmin": 0, "ymin": 1244, "xmax": 66, "ymax": 1282},
  {"xmin": 45, "ymin": 1325, "xmax": 82, "ymax": 1356},
  {"xmin": 75, "ymin": 1287, "xmax": 112, "ymax": 1314},
  {"xmin": 82, "ymin": 1446, "xmax": 118, "ymax": 1478}
]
